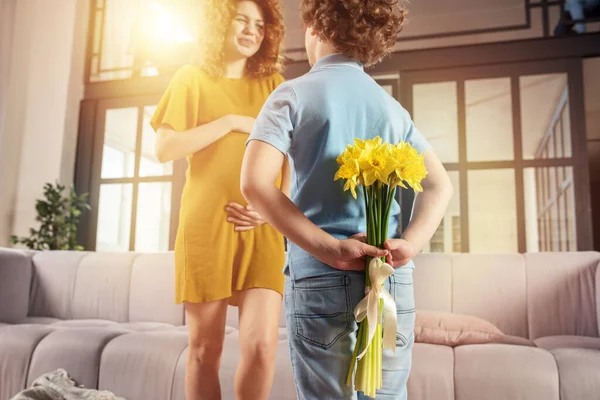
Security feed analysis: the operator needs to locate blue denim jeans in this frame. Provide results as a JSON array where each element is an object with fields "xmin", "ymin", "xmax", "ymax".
[{"xmin": 284, "ymin": 268, "xmax": 415, "ymax": 399}]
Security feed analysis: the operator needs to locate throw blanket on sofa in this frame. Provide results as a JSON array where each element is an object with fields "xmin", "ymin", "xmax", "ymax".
[{"xmin": 10, "ymin": 369, "xmax": 125, "ymax": 400}]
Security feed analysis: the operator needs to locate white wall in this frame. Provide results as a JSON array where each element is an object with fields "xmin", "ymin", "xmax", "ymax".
[
  {"xmin": 0, "ymin": 0, "xmax": 89, "ymax": 246},
  {"xmin": 0, "ymin": 0, "xmax": 12, "ymax": 242}
]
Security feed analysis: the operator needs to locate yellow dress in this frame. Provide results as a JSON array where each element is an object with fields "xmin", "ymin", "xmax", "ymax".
[{"xmin": 150, "ymin": 65, "xmax": 286, "ymax": 305}]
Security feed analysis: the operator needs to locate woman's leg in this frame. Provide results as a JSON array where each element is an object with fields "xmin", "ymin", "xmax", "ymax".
[
  {"xmin": 235, "ymin": 288, "xmax": 282, "ymax": 400},
  {"xmin": 185, "ymin": 299, "xmax": 229, "ymax": 400}
]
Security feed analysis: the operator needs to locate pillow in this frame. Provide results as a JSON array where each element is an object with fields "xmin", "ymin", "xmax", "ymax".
[{"xmin": 414, "ymin": 310, "xmax": 504, "ymax": 347}]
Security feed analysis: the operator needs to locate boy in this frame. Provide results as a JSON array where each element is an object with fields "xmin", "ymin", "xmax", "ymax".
[{"xmin": 241, "ymin": 0, "xmax": 453, "ymax": 398}]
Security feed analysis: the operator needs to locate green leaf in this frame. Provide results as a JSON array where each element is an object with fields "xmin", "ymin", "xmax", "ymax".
[{"xmin": 16, "ymin": 181, "xmax": 91, "ymax": 251}]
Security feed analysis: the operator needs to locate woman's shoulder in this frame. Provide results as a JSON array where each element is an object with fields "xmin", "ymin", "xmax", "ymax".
[
  {"xmin": 170, "ymin": 64, "xmax": 210, "ymax": 87},
  {"xmin": 255, "ymin": 72, "xmax": 285, "ymax": 91},
  {"xmin": 271, "ymin": 72, "xmax": 285, "ymax": 86}
]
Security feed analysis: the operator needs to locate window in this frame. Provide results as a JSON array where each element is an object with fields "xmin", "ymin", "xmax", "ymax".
[
  {"xmin": 88, "ymin": 0, "xmax": 198, "ymax": 81},
  {"xmin": 89, "ymin": 99, "xmax": 177, "ymax": 252},
  {"xmin": 404, "ymin": 65, "xmax": 587, "ymax": 253}
]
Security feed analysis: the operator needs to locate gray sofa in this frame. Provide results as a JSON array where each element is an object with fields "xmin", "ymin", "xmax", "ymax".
[{"xmin": 0, "ymin": 248, "xmax": 599, "ymax": 400}]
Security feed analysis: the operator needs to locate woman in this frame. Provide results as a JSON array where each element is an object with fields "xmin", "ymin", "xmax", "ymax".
[{"xmin": 150, "ymin": 1, "xmax": 287, "ymax": 399}]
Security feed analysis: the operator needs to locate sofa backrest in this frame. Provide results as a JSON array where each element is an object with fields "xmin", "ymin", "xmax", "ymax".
[
  {"xmin": 413, "ymin": 253, "xmax": 529, "ymax": 337},
  {"xmin": 1, "ymin": 248, "xmax": 597, "ymax": 337},
  {"xmin": 525, "ymin": 252, "xmax": 599, "ymax": 339},
  {"xmin": 413, "ymin": 252, "xmax": 600, "ymax": 339},
  {"xmin": 26, "ymin": 251, "xmax": 184, "ymax": 325},
  {"xmin": 0, "ymin": 248, "xmax": 33, "ymax": 323}
]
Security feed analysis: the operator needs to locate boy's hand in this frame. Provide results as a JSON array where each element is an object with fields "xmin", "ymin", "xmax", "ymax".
[
  {"xmin": 326, "ymin": 235, "xmax": 388, "ymax": 271},
  {"xmin": 384, "ymin": 238, "xmax": 417, "ymax": 267}
]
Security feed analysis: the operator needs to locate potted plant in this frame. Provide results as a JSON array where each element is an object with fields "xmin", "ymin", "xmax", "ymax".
[{"xmin": 11, "ymin": 182, "xmax": 90, "ymax": 251}]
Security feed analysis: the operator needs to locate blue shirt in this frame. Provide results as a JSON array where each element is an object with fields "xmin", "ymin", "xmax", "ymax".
[{"xmin": 247, "ymin": 54, "xmax": 431, "ymax": 280}]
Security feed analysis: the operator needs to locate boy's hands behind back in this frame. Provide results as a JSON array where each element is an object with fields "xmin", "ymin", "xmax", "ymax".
[
  {"xmin": 384, "ymin": 238, "xmax": 417, "ymax": 267},
  {"xmin": 324, "ymin": 233, "xmax": 388, "ymax": 271}
]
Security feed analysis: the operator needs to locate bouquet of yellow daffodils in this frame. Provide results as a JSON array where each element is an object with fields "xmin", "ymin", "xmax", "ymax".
[{"xmin": 334, "ymin": 137, "xmax": 427, "ymax": 398}]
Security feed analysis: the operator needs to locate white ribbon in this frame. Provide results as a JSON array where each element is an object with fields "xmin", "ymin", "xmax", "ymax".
[{"xmin": 354, "ymin": 258, "xmax": 397, "ymax": 360}]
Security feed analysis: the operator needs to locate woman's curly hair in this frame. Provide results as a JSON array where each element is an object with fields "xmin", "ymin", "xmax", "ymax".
[
  {"xmin": 301, "ymin": 0, "xmax": 407, "ymax": 67},
  {"xmin": 197, "ymin": 0, "xmax": 284, "ymax": 79}
]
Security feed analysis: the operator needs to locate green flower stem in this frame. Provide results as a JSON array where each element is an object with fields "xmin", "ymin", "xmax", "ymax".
[
  {"xmin": 382, "ymin": 186, "xmax": 396, "ymax": 248},
  {"xmin": 365, "ymin": 325, "xmax": 372, "ymax": 395},
  {"xmin": 365, "ymin": 186, "xmax": 372, "ymax": 286},
  {"xmin": 361, "ymin": 320, "xmax": 369, "ymax": 390},
  {"xmin": 354, "ymin": 183, "xmax": 397, "ymax": 398},
  {"xmin": 377, "ymin": 321, "xmax": 382, "ymax": 388},
  {"xmin": 346, "ymin": 319, "xmax": 365, "ymax": 386}
]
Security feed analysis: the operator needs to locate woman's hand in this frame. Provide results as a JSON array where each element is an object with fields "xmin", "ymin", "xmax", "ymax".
[
  {"xmin": 225, "ymin": 202, "xmax": 265, "ymax": 231},
  {"xmin": 227, "ymin": 115, "xmax": 256, "ymax": 134},
  {"xmin": 154, "ymin": 114, "xmax": 252, "ymax": 163}
]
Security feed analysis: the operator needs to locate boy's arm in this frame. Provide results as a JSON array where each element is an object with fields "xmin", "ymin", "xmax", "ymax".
[
  {"xmin": 281, "ymin": 155, "xmax": 291, "ymax": 198},
  {"xmin": 241, "ymin": 141, "xmax": 387, "ymax": 271},
  {"xmin": 386, "ymin": 149, "xmax": 453, "ymax": 266}
]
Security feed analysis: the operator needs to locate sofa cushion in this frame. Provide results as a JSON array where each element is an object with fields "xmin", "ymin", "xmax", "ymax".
[
  {"xmin": 120, "ymin": 322, "xmax": 177, "ymax": 332},
  {"xmin": 129, "ymin": 254, "xmax": 184, "ymax": 326},
  {"xmin": 19, "ymin": 317, "xmax": 62, "ymax": 325},
  {"xmin": 551, "ymin": 348, "xmax": 600, "ymax": 400},
  {"xmin": 173, "ymin": 324, "xmax": 237, "ymax": 335},
  {"xmin": 224, "ymin": 303, "xmax": 287, "ymax": 329},
  {"xmin": 29, "ymin": 251, "xmax": 87, "ymax": 319},
  {"xmin": 492, "ymin": 334, "xmax": 536, "ymax": 347},
  {"xmin": 53, "ymin": 319, "xmax": 120, "ymax": 328},
  {"xmin": 597, "ymin": 262, "xmax": 600, "ymax": 335},
  {"xmin": 413, "ymin": 254, "xmax": 452, "ymax": 313},
  {"xmin": 71, "ymin": 253, "xmax": 138, "ymax": 322},
  {"xmin": 415, "ymin": 311, "xmax": 504, "ymax": 347},
  {"xmin": 226, "ymin": 305, "xmax": 239, "ymax": 328},
  {"xmin": 0, "ymin": 325, "xmax": 54, "ymax": 400},
  {"xmin": 16, "ymin": 317, "xmax": 179, "ymax": 333},
  {"xmin": 269, "ymin": 341, "xmax": 297, "ymax": 400},
  {"xmin": 26, "ymin": 327, "xmax": 129, "ymax": 389},
  {"xmin": 534, "ymin": 335, "xmax": 600, "ymax": 350},
  {"xmin": 277, "ymin": 327, "xmax": 287, "ymax": 341},
  {"xmin": 99, "ymin": 330, "xmax": 189, "ymax": 400},
  {"xmin": 452, "ymin": 254, "xmax": 528, "ymax": 338},
  {"xmin": 407, "ymin": 343, "xmax": 454, "ymax": 400},
  {"xmin": 0, "ymin": 248, "xmax": 32, "ymax": 323},
  {"xmin": 454, "ymin": 344, "xmax": 559, "ymax": 400},
  {"xmin": 526, "ymin": 252, "xmax": 600, "ymax": 339}
]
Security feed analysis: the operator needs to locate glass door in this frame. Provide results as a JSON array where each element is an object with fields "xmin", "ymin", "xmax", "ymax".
[
  {"xmin": 83, "ymin": 96, "xmax": 185, "ymax": 252},
  {"xmin": 397, "ymin": 59, "xmax": 592, "ymax": 253}
]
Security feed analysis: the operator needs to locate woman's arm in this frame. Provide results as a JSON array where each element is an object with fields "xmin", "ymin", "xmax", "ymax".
[{"xmin": 155, "ymin": 115, "xmax": 255, "ymax": 163}]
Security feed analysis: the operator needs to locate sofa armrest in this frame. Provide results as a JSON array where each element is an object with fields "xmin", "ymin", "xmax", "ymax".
[
  {"xmin": 0, "ymin": 248, "xmax": 33, "ymax": 323},
  {"xmin": 596, "ymin": 259, "xmax": 600, "ymax": 336}
]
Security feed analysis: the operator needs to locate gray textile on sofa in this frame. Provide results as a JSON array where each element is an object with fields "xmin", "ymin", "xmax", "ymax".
[
  {"xmin": 10, "ymin": 369, "xmax": 124, "ymax": 400},
  {"xmin": 0, "ymin": 248, "xmax": 599, "ymax": 400}
]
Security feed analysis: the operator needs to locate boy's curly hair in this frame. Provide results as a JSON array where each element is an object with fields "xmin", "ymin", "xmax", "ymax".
[
  {"xmin": 301, "ymin": 0, "xmax": 407, "ymax": 67},
  {"xmin": 197, "ymin": 0, "xmax": 284, "ymax": 78}
]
